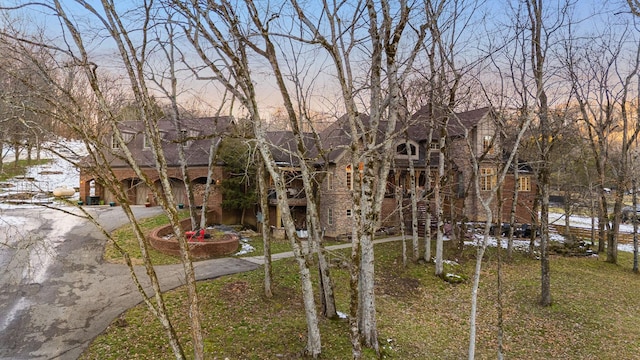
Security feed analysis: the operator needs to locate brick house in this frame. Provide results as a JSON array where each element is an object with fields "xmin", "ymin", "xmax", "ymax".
[
  {"xmin": 82, "ymin": 108, "xmax": 535, "ymax": 237},
  {"xmin": 79, "ymin": 116, "xmax": 234, "ymax": 223},
  {"xmin": 264, "ymin": 106, "xmax": 536, "ymax": 239}
]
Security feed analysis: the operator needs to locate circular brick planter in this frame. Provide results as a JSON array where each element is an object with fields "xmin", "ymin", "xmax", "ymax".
[{"xmin": 148, "ymin": 217, "xmax": 239, "ymax": 260}]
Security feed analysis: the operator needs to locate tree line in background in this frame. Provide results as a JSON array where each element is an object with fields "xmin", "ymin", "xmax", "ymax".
[{"xmin": 0, "ymin": 0, "xmax": 639, "ymax": 359}]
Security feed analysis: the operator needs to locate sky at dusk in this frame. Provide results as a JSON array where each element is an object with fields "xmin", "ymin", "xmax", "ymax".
[{"xmin": 1, "ymin": 0, "xmax": 639, "ymax": 116}]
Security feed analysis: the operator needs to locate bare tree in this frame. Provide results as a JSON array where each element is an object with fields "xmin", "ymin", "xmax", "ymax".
[
  {"xmin": 565, "ymin": 14, "xmax": 640, "ymax": 263},
  {"xmin": 256, "ymin": 156, "xmax": 273, "ymax": 297},
  {"xmin": 565, "ymin": 28, "xmax": 621, "ymax": 254},
  {"xmin": 461, "ymin": 109, "xmax": 533, "ymax": 359},
  {"xmin": 289, "ymin": 2, "xmax": 429, "ymax": 356},
  {"xmin": 0, "ymin": 2, "xmax": 225, "ymax": 358},
  {"xmin": 512, "ymin": 0, "xmax": 574, "ymax": 307},
  {"xmin": 169, "ymin": 1, "xmax": 332, "ymax": 355}
]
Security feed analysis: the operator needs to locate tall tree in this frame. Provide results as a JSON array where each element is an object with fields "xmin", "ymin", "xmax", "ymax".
[
  {"xmin": 290, "ymin": 2, "xmax": 428, "ymax": 356},
  {"xmin": 0, "ymin": 2, "xmax": 220, "ymax": 358},
  {"xmin": 520, "ymin": 0, "xmax": 573, "ymax": 307},
  {"xmin": 564, "ymin": 13, "xmax": 640, "ymax": 263},
  {"xmin": 170, "ymin": 1, "xmax": 332, "ymax": 355}
]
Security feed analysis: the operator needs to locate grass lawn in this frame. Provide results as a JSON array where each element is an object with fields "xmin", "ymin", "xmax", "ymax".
[
  {"xmin": 103, "ymin": 211, "xmax": 192, "ymax": 265},
  {"xmin": 82, "ymin": 235, "xmax": 640, "ymax": 359}
]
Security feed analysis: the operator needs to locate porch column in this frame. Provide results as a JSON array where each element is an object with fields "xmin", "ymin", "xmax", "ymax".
[{"xmin": 276, "ymin": 203, "xmax": 282, "ymax": 228}]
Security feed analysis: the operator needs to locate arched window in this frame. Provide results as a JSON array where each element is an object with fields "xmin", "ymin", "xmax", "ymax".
[
  {"xmin": 346, "ymin": 165, "xmax": 353, "ymax": 190},
  {"xmin": 396, "ymin": 141, "xmax": 418, "ymax": 160},
  {"xmin": 396, "ymin": 143, "xmax": 416, "ymax": 156}
]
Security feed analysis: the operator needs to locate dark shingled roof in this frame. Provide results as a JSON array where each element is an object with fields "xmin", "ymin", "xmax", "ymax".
[
  {"xmin": 408, "ymin": 106, "xmax": 492, "ymax": 141},
  {"xmin": 294, "ymin": 107, "xmax": 492, "ymax": 165},
  {"xmin": 107, "ymin": 107, "xmax": 491, "ymax": 169},
  {"xmin": 109, "ymin": 116, "xmax": 234, "ymax": 168},
  {"xmin": 264, "ymin": 131, "xmax": 317, "ymax": 167}
]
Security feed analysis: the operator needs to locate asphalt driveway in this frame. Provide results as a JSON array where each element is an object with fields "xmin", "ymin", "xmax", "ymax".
[{"xmin": 0, "ymin": 205, "xmax": 259, "ymax": 360}]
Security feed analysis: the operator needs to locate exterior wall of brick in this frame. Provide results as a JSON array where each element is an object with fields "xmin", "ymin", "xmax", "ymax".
[
  {"xmin": 380, "ymin": 198, "xmax": 400, "ymax": 228},
  {"xmin": 80, "ymin": 165, "xmax": 226, "ymax": 223},
  {"xmin": 318, "ymin": 161, "xmax": 357, "ymax": 239},
  {"xmin": 499, "ymin": 173, "xmax": 537, "ymax": 224}
]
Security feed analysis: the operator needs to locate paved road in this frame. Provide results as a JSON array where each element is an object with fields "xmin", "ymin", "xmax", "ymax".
[{"xmin": 0, "ymin": 205, "xmax": 259, "ymax": 360}]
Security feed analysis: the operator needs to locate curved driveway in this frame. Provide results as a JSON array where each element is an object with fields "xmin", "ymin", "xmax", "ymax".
[{"xmin": 0, "ymin": 205, "xmax": 259, "ymax": 360}]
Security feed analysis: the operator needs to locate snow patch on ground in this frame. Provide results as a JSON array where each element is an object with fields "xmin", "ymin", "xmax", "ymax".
[
  {"xmin": 1, "ymin": 141, "xmax": 84, "ymax": 204},
  {"xmin": 466, "ymin": 213, "xmax": 637, "ymax": 253},
  {"xmin": 235, "ymin": 238, "xmax": 256, "ymax": 256}
]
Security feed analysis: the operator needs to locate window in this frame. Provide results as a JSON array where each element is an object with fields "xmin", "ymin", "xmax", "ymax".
[
  {"xmin": 111, "ymin": 132, "xmax": 133, "ymax": 149},
  {"xmin": 396, "ymin": 143, "xmax": 416, "ymax": 156},
  {"xmin": 328, "ymin": 208, "xmax": 333, "ymax": 225},
  {"xmin": 457, "ymin": 172, "xmax": 465, "ymax": 198},
  {"xmin": 346, "ymin": 165, "xmax": 353, "ymax": 190},
  {"xmin": 111, "ymin": 135, "xmax": 119, "ymax": 149},
  {"xmin": 480, "ymin": 167, "xmax": 496, "ymax": 191},
  {"xmin": 518, "ymin": 176, "xmax": 531, "ymax": 192},
  {"xmin": 346, "ymin": 209, "xmax": 352, "ymax": 217},
  {"xmin": 483, "ymin": 135, "xmax": 494, "ymax": 154},
  {"xmin": 430, "ymin": 141, "xmax": 439, "ymax": 152},
  {"xmin": 327, "ymin": 173, "xmax": 333, "ymax": 190},
  {"xmin": 143, "ymin": 134, "xmax": 151, "ymax": 149}
]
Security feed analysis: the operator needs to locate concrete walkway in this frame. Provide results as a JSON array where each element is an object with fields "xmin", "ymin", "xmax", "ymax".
[{"xmin": 242, "ymin": 236, "xmax": 404, "ymax": 265}]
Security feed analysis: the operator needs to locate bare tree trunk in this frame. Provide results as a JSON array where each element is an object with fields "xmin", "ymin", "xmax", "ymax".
[
  {"xmin": 598, "ymin": 190, "xmax": 608, "ymax": 253},
  {"xmin": 13, "ymin": 141, "xmax": 19, "ymax": 165},
  {"xmin": 425, "ymin": 212, "xmax": 432, "ymax": 262},
  {"xmin": 406, "ymin": 139, "xmax": 420, "ymax": 262},
  {"xmin": 468, "ymin": 218, "xmax": 491, "ymax": 360},
  {"xmin": 435, "ymin": 127, "xmax": 446, "ymax": 276},
  {"xmin": 26, "ymin": 142, "xmax": 32, "ymax": 164},
  {"xmin": 526, "ymin": 0, "xmax": 555, "ymax": 307},
  {"xmin": 199, "ymin": 138, "xmax": 221, "ymax": 229},
  {"xmin": 348, "ymin": 219, "xmax": 363, "ymax": 359},
  {"xmin": 354, "ymin": 158, "xmax": 383, "ymax": 355},
  {"xmin": 539, "ymin": 170, "xmax": 552, "ymax": 306},
  {"xmin": 530, "ymin": 190, "xmax": 540, "ymax": 256},
  {"xmin": 423, "ymin": 127, "xmax": 434, "ymax": 263},
  {"xmin": 563, "ymin": 189, "xmax": 573, "ymax": 239},
  {"xmin": 497, "ymin": 224, "xmax": 505, "ymax": 360},
  {"xmin": 634, "ymin": 180, "xmax": 639, "ymax": 273},
  {"xmin": 308, "ymin": 194, "xmax": 337, "ymax": 318},
  {"xmin": 257, "ymin": 158, "xmax": 273, "ymax": 298},
  {"xmin": 507, "ymin": 155, "xmax": 519, "ymax": 261},
  {"xmin": 397, "ymin": 186, "xmax": 407, "ymax": 267}
]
